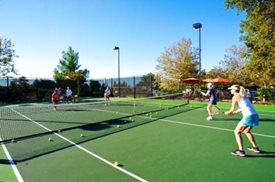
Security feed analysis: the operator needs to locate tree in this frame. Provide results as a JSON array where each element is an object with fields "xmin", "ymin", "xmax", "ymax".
[
  {"xmin": 156, "ymin": 38, "xmax": 198, "ymax": 91},
  {"xmin": 219, "ymin": 44, "xmax": 251, "ymax": 85},
  {"xmin": 9, "ymin": 76, "xmax": 29, "ymax": 101},
  {"xmin": 32, "ymin": 79, "xmax": 56, "ymax": 100},
  {"xmin": 0, "ymin": 37, "xmax": 18, "ymax": 76},
  {"xmin": 89, "ymin": 80, "xmax": 101, "ymax": 97},
  {"xmin": 225, "ymin": 0, "xmax": 275, "ymax": 86},
  {"xmin": 206, "ymin": 66, "xmax": 225, "ymax": 79},
  {"xmin": 53, "ymin": 46, "xmax": 89, "ymax": 94},
  {"xmin": 136, "ymin": 73, "xmax": 155, "ymax": 96}
]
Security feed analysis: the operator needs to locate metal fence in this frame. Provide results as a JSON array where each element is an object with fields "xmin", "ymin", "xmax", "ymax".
[{"xmin": 0, "ymin": 75, "xmax": 154, "ymax": 102}]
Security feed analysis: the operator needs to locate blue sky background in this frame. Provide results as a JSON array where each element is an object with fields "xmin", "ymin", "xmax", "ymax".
[{"xmin": 0, "ymin": 0, "xmax": 245, "ymax": 79}]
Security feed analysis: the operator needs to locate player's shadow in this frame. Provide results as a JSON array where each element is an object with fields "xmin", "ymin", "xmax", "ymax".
[
  {"xmin": 245, "ymin": 151, "xmax": 275, "ymax": 158},
  {"xmin": 259, "ymin": 118, "xmax": 275, "ymax": 122}
]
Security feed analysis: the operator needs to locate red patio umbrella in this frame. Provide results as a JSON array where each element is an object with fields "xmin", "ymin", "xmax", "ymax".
[{"xmin": 182, "ymin": 78, "xmax": 201, "ymax": 84}]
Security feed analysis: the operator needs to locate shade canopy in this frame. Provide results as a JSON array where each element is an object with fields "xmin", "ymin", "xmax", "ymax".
[
  {"xmin": 182, "ymin": 78, "xmax": 201, "ymax": 84},
  {"xmin": 203, "ymin": 77, "xmax": 232, "ymax": 83}
]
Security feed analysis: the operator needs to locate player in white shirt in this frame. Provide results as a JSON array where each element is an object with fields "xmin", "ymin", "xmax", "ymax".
[
  {"xmin": 66, "ymin": 86, "xmax": 73, "ymax": 104},
  {"xmin": 225, "ymin": 84, "xmax": 260, "ymax": 157},
  {"xmin": 104, "ymin": 87, "xmax": 111, "ymax": 105}
]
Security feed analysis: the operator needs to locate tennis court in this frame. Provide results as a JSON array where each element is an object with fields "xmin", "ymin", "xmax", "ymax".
[{"xmin": 1, "ymin": 95, "xmax": 275, "ymax": 182}]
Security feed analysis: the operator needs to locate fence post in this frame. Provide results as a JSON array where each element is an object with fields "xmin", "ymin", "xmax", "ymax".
[
  {"xmin": 133, "ymin": 76, "xmax": 136, "ymax": 98},
  {"xmin": 150, "ymin": 75, "xmax": 153, "ymax": 96}
]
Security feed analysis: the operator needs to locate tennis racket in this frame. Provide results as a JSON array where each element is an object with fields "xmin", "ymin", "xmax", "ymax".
[{"xmin": 212, "ymin": 105, "xmax": 225, "ymax": 115}]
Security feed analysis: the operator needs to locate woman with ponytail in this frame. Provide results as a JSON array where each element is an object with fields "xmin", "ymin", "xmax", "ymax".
[{"xmin": 225, "ymin": 84, "xmax": 260, "ymax": 157}]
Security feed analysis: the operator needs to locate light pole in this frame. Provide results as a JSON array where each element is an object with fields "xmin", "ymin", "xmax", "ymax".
[
  {"xmin": 193, "ymin": 22, "xmax": 202, "ymax": 76},
  {"xmin": 113, "ymin": 46, "xmax": 120, "ymax": 97}
]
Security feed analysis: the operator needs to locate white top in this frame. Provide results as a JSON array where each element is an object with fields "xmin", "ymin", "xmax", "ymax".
[
  {"xmin": 105, "ymin": 88, "xmax": 110, "ymax": 95},
  {"xmin": 238, "ymin": 96, "xmax": 257, "ymax": 116},
  {"xmin": 66, "ymin": 88, "xmax": 72, "ymax": 97}
]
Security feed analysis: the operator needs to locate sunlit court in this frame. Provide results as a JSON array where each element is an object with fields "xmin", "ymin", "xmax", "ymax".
[
  {"xmin": 0, "ymin": 96, "xmax": 275, "ymax": 181},
  {"xmin": 1, "ymin": 0, "xmax": 274, "ymax": 181}
]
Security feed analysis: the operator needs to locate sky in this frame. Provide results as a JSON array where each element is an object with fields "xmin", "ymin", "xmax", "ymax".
[{"xmin": 0, "ymin": 0, "xmax": 245, "ymax": 79}]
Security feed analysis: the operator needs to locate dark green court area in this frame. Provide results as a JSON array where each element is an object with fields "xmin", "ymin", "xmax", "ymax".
[{"xmin": 1, "ymin": 100, "xmax": 275, "ymax": 182}]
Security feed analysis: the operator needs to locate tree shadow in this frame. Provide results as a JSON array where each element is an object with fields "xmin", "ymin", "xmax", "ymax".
[{"xmin": 1, "ymin": 104, "xmax": 201, "ymax": 163}]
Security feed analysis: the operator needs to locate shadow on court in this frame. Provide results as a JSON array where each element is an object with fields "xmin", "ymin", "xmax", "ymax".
[
  {"xmin": 1, "ymin": 105, "xmax": 202, "ymax": 163},
  {"xmin": 245, "ymin": 151, "xmax": 275, "ymax": 158}
]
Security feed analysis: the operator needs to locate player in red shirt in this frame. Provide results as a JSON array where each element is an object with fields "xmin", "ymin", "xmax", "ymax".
[{"xmin": 52, "ymin": 88, "xmax": 60, "ymax": 111}]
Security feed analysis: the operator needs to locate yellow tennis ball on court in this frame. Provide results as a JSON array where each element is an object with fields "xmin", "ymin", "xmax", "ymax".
[
  {"xmin": 80, "ymin": 134, "xmax": 85, "ymax": 137},
  {"xmin": 114, "ymin": 161, "xmax": 119, "ymax": 166},
  {"xmin": 48, "ymin": 138, "xmax": 53, "ymax": 142}
]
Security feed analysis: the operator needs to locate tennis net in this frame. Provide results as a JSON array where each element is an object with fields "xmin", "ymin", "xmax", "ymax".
[{"xmin": 0, "ymin": 92, "xmax": 189, "ymax": 143}]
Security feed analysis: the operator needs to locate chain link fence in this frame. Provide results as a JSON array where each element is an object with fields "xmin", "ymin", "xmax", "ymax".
[{"xmin": 0, "ymin": 75, "xmax": 154, "ymax": 102}]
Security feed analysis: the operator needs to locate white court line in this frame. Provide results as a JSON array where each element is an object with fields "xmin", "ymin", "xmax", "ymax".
[
  {"xmin": 159, "ymin": 119, "xmax": 275, "ymax": 139},
  {"xmin": 84, "ymin": 106, "xmax": 275, "ymax": 139},
  {"xmin": 5, "ymin": 105, "xmax": 274, "ymax": 181},
  {"xmin": 0, "ymin": 137, "xmax": 24, "ymax": 182},
  {"xmin": 10, "ymin": 109, "xmax": 148, "ymax": 182}
]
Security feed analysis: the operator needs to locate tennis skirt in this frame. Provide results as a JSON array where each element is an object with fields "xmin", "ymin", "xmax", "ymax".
[
  {"xmin": 241, "ymin": 114, "xmax": 259, "ymax": 126},
  {"xmin": 208, "ymin": 99, "xmax": 217, "ymax": 105}
]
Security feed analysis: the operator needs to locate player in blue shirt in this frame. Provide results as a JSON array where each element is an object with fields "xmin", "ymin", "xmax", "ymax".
[{"xmin": 200, "ymin": 83, "xmax": 218, "ymax": 120}]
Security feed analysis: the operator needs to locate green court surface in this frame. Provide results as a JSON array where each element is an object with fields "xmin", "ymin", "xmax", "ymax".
[{"xmin": 1, "ymin": 100, "xmax": 275, "ymax": 182}]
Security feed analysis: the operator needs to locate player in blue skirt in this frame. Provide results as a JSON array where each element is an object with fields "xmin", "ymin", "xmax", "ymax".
[
  {"xmin": 200, "ymin": 82, "xmax": 218, "ymax": 120},
  {"xmin": 225, "ymin": 84, "xmax": 260, "ymax": 157}
]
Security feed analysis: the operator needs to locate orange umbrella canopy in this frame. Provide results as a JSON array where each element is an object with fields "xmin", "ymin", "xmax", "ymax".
[
  {"xmin": 202, "ymin": 78, "xmax": 213, "ymax": 82},
  {"xmin": 182, "ymin": 78, "xmax": 201, "ymax": 84},
  {"xmin": 203, "ymin": 77, "xmax": 232, "ymax": 83}
]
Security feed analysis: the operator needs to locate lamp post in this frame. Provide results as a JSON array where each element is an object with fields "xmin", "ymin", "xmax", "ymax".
[
  {"xmin": 113, "ymin": 46, "xmax": 120, "ymax": 97},
  {"xmin": 193, "ymin": 22, "xmax": 202, "ymax": 75}
]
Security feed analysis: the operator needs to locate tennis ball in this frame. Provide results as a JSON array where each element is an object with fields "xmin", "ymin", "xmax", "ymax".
[
  {"xmin": 116, "ymin": 125, "xmax": 120, "ymax": 128},
  {"xmin": 11, "ymin": 139, "xmax": 16, "ymax": 143},
  {"xmin": 48, "ymin": 138, "xmax": 53, "ymax": 142},
  {"xmin": 80, "ymin": 134, "xmax": 85, "ymax": 137},
  {"xmin": 114, "ymin": 161, "xmax": 119, "ymax": 166}
]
